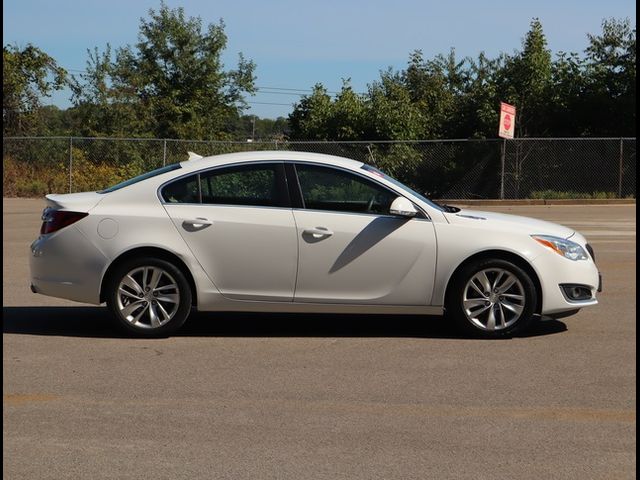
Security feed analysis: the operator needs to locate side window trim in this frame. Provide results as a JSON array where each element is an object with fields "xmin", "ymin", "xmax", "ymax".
[
  {"xmin": 275, "ymin": 162, "xmax": 292, "ymax": 208},
  {"xmin": 284, "ymin": 162, "xmax": 305, "ymax": 209}
]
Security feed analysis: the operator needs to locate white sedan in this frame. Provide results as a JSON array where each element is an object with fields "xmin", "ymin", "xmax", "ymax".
[{"xmin": 30, "ymin": 151, "xmax": 601, "ymax": 337}]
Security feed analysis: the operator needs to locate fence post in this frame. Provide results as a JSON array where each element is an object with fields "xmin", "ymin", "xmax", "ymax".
[
  {"xmin": 274, "ymin": 140, "xmax": 278, "ymax": 150},
  {"xmin": 618, "ymin": 138, "xmax": 624, "ymax": 198},
  {"xmin": 500, "ymin": 139, "xmax": 506, "ymax": 200},
  {"xmin": 163, "ymin": 139, "xmax": 167, "ymax": 167},
  {"xmin": 69, "ymin": 137, "xmax": 73, "ymax": 193}
]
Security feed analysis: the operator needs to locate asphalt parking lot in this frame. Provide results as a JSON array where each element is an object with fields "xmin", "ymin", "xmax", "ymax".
[{"xmin": 3, "ymin": 198, "xmax": 636, "ymax": 479}]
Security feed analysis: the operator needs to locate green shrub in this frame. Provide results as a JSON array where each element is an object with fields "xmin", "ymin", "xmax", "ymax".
[
  {"xmin": 3, "ymin": 154, "xmax": 149, "ymax": 197},
  {"xmin": 530, "ymin": 190, "xmax": 619, "ymax": 199},
  {"xmin": 14, "ymin": 179, "xmax": 48, "ymax": 196}
]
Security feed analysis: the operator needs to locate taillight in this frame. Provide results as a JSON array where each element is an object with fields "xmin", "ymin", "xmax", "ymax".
[{"xmin": 40, "ymin": 209, "xmax": 88, "ymax": 234}]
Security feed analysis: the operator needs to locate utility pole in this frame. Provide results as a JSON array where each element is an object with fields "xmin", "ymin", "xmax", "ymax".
[{"xmin": 251, "ymin": 116, "xmax": 256, "ymax": 142}]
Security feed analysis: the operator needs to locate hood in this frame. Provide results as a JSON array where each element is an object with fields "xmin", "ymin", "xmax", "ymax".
[
  {"xmin": 445, "ymin": 209, "xmax": 575, "ymax": 238},
  {"xmin": 45, "ymin": 192, "xmax": 104, "ymax": 212}
]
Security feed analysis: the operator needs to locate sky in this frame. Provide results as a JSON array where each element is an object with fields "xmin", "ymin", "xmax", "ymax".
[{"xmin": 3, "ymin": 0, "xmax": 636, "ymax": 119}]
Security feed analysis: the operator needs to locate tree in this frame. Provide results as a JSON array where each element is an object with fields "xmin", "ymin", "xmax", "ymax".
[
  {"xmin": 288, "ymin": 71, "xmax": 428, "ymax": 142},
  {"xmin": 497, "ymin": 18, "xmax": 553, "ymax": 136},
  {"xmin": 71, "ymin": 3, "xmax": 256, "ymax": 139},
  {"xmin": 227, "ymin": 114, "xmax": 289, "ymax": 141},
  {"xmin": 548, "ymin": 51, "xmax": 586, "ymax": 135},
  {"xmin": 403, "ymin": 49, "xmax": 471, "ymax": 138},
  {"xmin": 365, "ymin": 70, "xmax": 425, "ymax": 140},
  {"xmin": 15, "ymin": 14, "xmax": 632, "ymax": 141},
  {"xmin": 69, "ymin": 45, "xmax": 144, "ymax": 137},
  {"xmin": 582, "ymin": 18, "xmax": 636, "ymax": 135},
  {"xmin": 3, "ymin": 44, "xmax": 67, "ymax": 135},
  {"xmin": 288, "ymin": 84, "xmax": 334, "ymax": 140},
  {"xmin": 457, "ymin": 52, "xmax": 503, "ymax": 138},
  {"xmin": 329, "ymin": 80, "xmax": 366, "ymax": 140}
]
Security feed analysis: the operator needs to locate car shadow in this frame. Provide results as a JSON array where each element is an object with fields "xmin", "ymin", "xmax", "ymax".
[
  {"xmin": 329, "ymin": 217, "xmax": 408, "ymax": 273},
  {"xmin": 2, "ymin": 306, "xmax": 567, "ymax": 339}
]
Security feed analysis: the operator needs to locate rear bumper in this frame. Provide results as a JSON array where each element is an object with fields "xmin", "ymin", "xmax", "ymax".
[{"xmin": 30, "ymin": 226, "xmax": 107, "ymax": 304}]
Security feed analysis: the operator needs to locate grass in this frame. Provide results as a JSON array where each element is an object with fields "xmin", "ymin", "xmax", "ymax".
[{"xmin": 529, "ymin": 190, "xmax": 621, "ymax": 200}]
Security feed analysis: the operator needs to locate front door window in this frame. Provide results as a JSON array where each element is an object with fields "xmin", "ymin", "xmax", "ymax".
[{"xmin": 295, "ymin": 164, "xmax": 396, "ymax": 215}]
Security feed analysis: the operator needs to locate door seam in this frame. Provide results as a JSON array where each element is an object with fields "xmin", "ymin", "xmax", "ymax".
[{"xmin": 290, "ymin": 209, "xmax": 301, "ymax": 301}]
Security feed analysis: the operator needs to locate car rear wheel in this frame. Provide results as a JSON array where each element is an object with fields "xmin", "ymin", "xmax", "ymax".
[
  {"xmin": 106, "ymin": 257, "xmax": 192, "ymax": 337},
  {"xmin": 446, "ymin": 258, "xmax": 537, "ymax": 338}
]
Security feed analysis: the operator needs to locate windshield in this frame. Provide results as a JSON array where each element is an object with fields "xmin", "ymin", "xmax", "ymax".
[
  {"xmin": 360, "ymin": 164, "xmax": 446, "ymax": 212},
  {"xmin": 99, "ymin": 163, "xmax": 182, "ymax": 193}
]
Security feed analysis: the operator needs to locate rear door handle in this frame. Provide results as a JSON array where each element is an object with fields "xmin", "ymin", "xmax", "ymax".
[
  {"xmin": 303, "ymin": 226, "xmax": 333, "ymax": 239},
  {"xmin": 183, "ymin": 217, "xmax": 212, "ymax": 229}
]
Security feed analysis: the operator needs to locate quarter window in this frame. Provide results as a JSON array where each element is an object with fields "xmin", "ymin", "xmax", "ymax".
[
  {"xmin": 162, "ymin": 175, "xmax": 199, "ymax": 203},
  {"xmin": 295, "ymin": 164, "xmax": 396, "ymax": 214}
]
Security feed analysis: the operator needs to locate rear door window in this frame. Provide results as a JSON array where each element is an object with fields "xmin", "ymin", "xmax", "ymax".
[{"xmin": 161, "ymin": 163, "xmax": 289, "ymax": 207}]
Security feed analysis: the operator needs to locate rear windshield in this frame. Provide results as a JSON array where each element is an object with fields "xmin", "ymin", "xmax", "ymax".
[{"xmin": 98, "ymin": 163, "xmax": 182, "ymax": 193}]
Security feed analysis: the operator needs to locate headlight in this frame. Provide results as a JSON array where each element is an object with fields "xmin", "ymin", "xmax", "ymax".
[{"xmin": 532, "ymin": 235, "xmax": 589, "ymax": 261}]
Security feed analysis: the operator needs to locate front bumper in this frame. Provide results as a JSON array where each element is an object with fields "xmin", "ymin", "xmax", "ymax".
[
  {"xmin": 531, "ymin": 249, "xmax": 600, "ymax": 315},
  {"xmin": 598, "ymin": 271, "xmax": 603, "ymax": 292}
]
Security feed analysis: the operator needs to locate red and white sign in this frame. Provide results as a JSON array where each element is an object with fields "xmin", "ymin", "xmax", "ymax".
[{"xmin": 499, "ymin": 102, "xmax": 516, "ymax": 139}]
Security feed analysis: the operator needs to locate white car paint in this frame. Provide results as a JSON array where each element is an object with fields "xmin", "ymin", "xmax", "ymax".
[
  {"xmin": 164, "ymin": 203, "xmax": 298, "ymax": 302},
  {"xmin": 30, "ymin": 151, "xmax": 600, "ymax": 327},
  {"xmin": 290, "ymin": 209, "xmax": 436, "ymax": 305}
]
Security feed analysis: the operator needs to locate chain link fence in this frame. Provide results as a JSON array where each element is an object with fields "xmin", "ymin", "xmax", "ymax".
[{"xmin": 2, "ymin": 136, "xmax": 636, "ymax": 199}]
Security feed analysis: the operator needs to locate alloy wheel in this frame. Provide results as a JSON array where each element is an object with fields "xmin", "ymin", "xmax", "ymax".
[
  {"xmin": 116, "ymin": 266, "xmax": 181, "ymax": 329},
  {"xmin": 462, "ymin": 268, "xmax": 526, "ymax": 331}
]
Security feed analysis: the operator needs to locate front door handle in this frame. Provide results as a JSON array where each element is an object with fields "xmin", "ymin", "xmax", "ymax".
[
  {"xmin": 183, "ymin": 217, "xmax": 212, "ymax": 229},
  {"xmin": 303, "ymin": 226, "xmax": 333, "ymax": 239}
]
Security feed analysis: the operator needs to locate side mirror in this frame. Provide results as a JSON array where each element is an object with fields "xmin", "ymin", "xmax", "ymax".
[{"xmin": 389, "ymin": 197, "xmax": 418, "ymax": 218}]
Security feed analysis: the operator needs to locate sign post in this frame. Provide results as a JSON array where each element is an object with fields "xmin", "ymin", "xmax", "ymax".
[{"xmin": 498, "ymin": 102, "xmax": 516, "ymax": 199}]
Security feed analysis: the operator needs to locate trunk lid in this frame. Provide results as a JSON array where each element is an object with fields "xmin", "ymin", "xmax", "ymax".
[{"xmin": 45, "ymin": 191, "xmax": 105, "ymax": 212}]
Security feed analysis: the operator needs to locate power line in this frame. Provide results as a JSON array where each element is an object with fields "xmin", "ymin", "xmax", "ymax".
[
  {"xmin": 5, "ymin": 101, "xmax": 295, "ymax": 110},
  {"xmin": 257, "ymin": 86, "xmax": 342, "ymax": 95},
  {"xmin": 257, "ymin": 86, "xmax": 316, "ymax": 92},
  {"xmin": 253, "ymin": 90, "xmax": 310, "ymax": 97},
  {"xmin": 63, "ymin": 67, "xmax": 345, "ymax": 96},
  {"xmin": 246, "ymin": 101, "xmax": 293, "ymax": 106},
  {"xmin": 49, "ymin": 65, "xmax": 355, "ymax": 110}
]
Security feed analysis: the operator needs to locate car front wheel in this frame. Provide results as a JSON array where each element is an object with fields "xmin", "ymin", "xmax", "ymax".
[
  {"xmin": 106, "ymin": 257, "xmax": 192, "ymax": 337},
  {"xmin": 447, "ymin": 258, "xmax": 537, "ymax": 338}
]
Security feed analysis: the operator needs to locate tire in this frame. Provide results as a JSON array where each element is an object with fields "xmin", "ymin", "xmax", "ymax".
[
  {"xmin": 446, "ymin": 258, "xmax": 537, "ymax": 338},
  {"xmin": 106, "ymin": 257, "xmax": 192, "ymax": 337}
]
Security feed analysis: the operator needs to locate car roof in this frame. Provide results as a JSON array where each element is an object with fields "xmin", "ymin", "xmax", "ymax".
[{"xmin": 177, "ymin": 150, "xmax": 365, "ymax": 174}]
